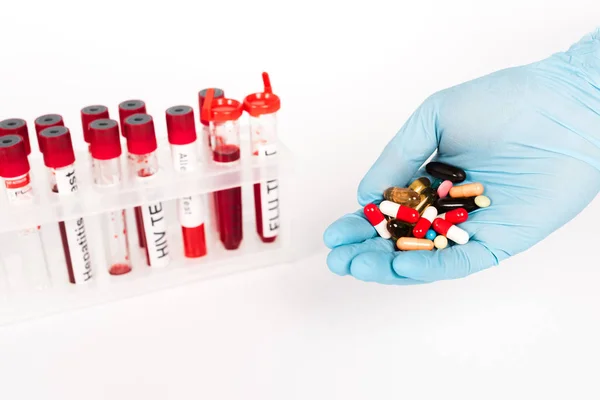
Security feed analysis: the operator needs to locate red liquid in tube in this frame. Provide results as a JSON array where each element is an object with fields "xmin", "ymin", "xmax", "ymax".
[
  {"xmin": 119, "ymin": 100, "xmax": 147, "ymax": 249},
  {"xmin": 201, "ymin": 89, "xmax": 244, "ymax": 250},
  {"xmin": 166, "ymin": 105, "xmax": 207, "ymax": 258},
  {"xmin": 213, "ymin": 144, "xmax": 243, "ymax": 249}
]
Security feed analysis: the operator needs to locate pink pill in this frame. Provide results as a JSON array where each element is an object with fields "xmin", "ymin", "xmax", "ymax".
[{"xmin": 437, "ymin": 180, "xmax": 453, "ymax": 198}]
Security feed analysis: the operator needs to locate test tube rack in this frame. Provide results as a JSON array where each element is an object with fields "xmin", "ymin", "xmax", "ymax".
[{"xmin": 0, "ymin": 131, "xmax": 296, "ymax": 326}]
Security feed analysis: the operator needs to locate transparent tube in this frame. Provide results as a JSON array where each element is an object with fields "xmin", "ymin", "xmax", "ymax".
[
  {"xmin": 2, "ymin": 172, "xmax": 50, "ymax": 290},
  {"xmin": 170, "ymin": 143, "xmax": 207, "ymax": 258},
  {"xmin": 93, "ymin": 158, "xmax": 132, "ymax": 275},
  {"xmin": 201, "ymin": 123, "xmax": 219, "ymax": 234},
  {"xmin": 49, "ymin": 165, "xmax": 94, "ymax": 284},
  {"xmin": 210, "ymin": 120, "xmax": 243, "ymax": 250},
  {"xmin": 249, "ymin": 113, "xmax": 280, "ymax": 243},
  {"xmin": 129, "ymin": 152, "xmax": 170, "ymax": 267}
]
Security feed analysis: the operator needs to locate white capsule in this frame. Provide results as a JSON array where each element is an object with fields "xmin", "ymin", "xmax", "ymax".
[
  {"xmin": 374, "ymin": 219, "xmax": 392, "ymax": 240},
  {"xmin": 421, "ymin": 206, "xmax": 438, "ymax": 222},
  {"xmin": 447, "ymin": 225, "xmax": 469, "ymax": 245},
  {"xmin": 379, "ymin": 200, "xmax": 400, "ymax": 218}
]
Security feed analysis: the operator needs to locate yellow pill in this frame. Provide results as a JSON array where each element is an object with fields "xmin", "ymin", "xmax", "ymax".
[
  {"xmin": 449, "ymin": 183, "xmax": 484, "ymax": 198},
  {"xmin": 434, "ymin": 235, "xmax": 448, "ymax": 249},
  {"xmin": 396, "ymin": 237, "xmax": 434, "ymax": 251},
  {"xmin": 408, "ymin": 177, "xmax": 431, "ymax": 194},
  {"xmin": 474, "ymin": 195, "xmax": 491, "ymax": 208},
  {"xmin": 414, "ymin": 187, "xmax": 436, "ymax": 214},
  {"xmin": 383, "ymin": 187, "xmax": 421, "ymax": 208}
]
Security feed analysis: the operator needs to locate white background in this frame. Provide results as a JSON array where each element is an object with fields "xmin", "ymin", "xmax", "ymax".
[{"xmin": 1, "ymin": 0, "xmax": 600, "ymax": 399}]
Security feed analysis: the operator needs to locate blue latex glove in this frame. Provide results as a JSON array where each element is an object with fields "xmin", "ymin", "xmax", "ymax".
[{"xmin": 323, "ymin": 28, "xmax": 600, "ymax": 285}]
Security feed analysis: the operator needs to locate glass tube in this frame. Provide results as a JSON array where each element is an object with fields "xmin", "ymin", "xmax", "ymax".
[{"xmin": 93, "ymin": 158, "xmax": 132, "ymax": 275}]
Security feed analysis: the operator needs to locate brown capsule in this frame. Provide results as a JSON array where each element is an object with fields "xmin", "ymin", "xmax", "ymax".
[
  {"xmin": 408, "ymin": 177, "xmax": 431, "ymax": 194},
  {"xmin": 414, "ymin": 186, "xmax": 437, "ymax": 214},
  {"xmin": 396, "ymin": 237, "xmax": 434, "ymax": 251},
  {"xmin": 449, "ymin": 183, "xmax": 484, "ymax": 198},
  {"xmin": 387, "ymin": 219, "xmax": 413, "ymax": 241},
  {"xmin": 383, "ymin": 187, "xmax": 421, "ymax": 208}
]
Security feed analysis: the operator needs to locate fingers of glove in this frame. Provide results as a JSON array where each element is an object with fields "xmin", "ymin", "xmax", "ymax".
[
  {"xmin": 357, "ymin": 95, "xmax": 441, "ymax": 206},
  {"xmin": 326, "ymin": 237, "xmax": 394, "ymax": 276},
  {"xmin": 349, "ymin": 251, "xmax": 427, "ymax": 285},
  {"xmin": 323, "ymin": 210, "xmax": 376, "ymax": 249},
  {"xmin": 392, "ymin": 240, "xmax": 499, "ymax": 282}
]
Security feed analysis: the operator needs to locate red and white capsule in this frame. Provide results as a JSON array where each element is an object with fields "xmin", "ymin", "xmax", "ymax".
[
  {"xmin": 364, "ymin": 203, "xmax": 392, "ymax": 239},
  {"xmin": 412, "ymin": 206, "xmax": 438, "ymax": 238},
  {"xmin": 379, "ymin": 200, "xmax": 419, "ymax": 224},
  {"xmin": 437, "ymin": 208, "xmax": 468, "ymax": 224},
  {"xmin": 432, "ymin": 218, "xmax": 469, "ymax": 245}
]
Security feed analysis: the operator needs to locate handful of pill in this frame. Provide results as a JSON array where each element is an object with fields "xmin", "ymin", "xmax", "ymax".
[{"xmin": 363, "ymin": 161, "xmax": 491, "ymax": 251}]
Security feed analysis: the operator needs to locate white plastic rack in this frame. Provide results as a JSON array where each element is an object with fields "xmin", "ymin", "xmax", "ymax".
[{"xmin": 0, "ymin": 132, "xmax": 295, "ymax": 326}]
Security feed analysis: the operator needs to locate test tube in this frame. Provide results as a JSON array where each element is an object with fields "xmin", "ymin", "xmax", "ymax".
[
  {"xmin": 201, "ymin": 89, "xmax": 244, "ymax": 250},
  {"xmin": 0, "ymin": 135, "xmax": 49, "ymax": 290},
  {"xmin": 119, "ymin": 99, "xmax": 147, "ymax": 250},
  {"xmin": 243, "ymin": 72, "xmax": 281, "ymax": 243},
  {"xmin": 124, "ymin": 114, "xmax": 170, "ymax": 268},
  {"xmin": 81, "ymin": 105, "xmax": 109, "ymax": 156},
  {"xmin": 89, "ymin": 119, "xmax": 132, "ymax": 275},
  {"xmin": 39, "ymin": 126, "xmax": 93, "ymax": 284},
  {"xmin": 34, "ymin": 114, "xmax": 63, "ymax": 153},
  {"xmin": 166, "ymin": 105, "xmax": 207, "ymax": 258},
  {"xmin": 198, "ymin": 88, "xmax": 225, "ymax": 161},
  {"xmin": 199, "ymin": 88, "xmax": 225, "ymax": 236},
  {"xmin": 0, "ymin": 119, "xmax": 32, "ymax": 156}
]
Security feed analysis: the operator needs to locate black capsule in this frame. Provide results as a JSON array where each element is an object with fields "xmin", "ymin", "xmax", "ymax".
[
  {"xmin": 386, "ymin": 219, "xmax": 413, "ymax": 241},
  {"xmin": 435, "ymin": 197, "xmax": 478, "ymax": 213},
  {"xmin": 425, "ymin": 162, "xmax": 466, "ymax": 183}
]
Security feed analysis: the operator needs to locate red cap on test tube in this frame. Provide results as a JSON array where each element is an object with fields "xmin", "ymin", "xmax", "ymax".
[
  {"xmin": 166, "ymin": 105, "xmax": 197, "ymax": 145},
  {"xmin": 35, "ymin": 114, "xmax": 64, "ymax": 153},
  {"xmin": 124, "ymin": 114, "xmax": 157, "ymax": 155},
  {"xmin": 119, "ymin": 100, "xmax": 146, "ymax": 137},
  {"xmin": 0, "ymin": 119, "xmax": 31, "ymax": 156},
  {"xmin": 89, "ymin": 119, "xmax": 122, "ymax": 160},
  {"xmin": 243, "ymin": 72, "xmax": 281, "ymax": 117},
  {"xmin": 39, "ymin": 126, "xmax": 76, "ymax": 168},
  {"xmin": 198, "ymin": 88, "xmax": 225, "ymax": 125},
  {"xmin": 0, "ymin": 135, "xmax": 30, "ymax": 178},
  {"xmin": 81, "ymin": 105, "xmax": 110, "ymax": 144},
  {"xmin": 201, "ymin": 89, "xmax": 243, "ymax": 123}
]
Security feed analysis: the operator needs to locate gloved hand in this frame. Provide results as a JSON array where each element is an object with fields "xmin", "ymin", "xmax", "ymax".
[{"xmin": 323, "ymin": 28, "xmax": 600, "ymax": 285}]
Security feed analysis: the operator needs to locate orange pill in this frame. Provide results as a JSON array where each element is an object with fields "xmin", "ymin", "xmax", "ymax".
[
  {"xmin": 449, "ymin": 183, "xmax": 484, "ymax": 198},
  {"xmin": 396, "ymin": 237, "xmax": 434, "ymax": 251}
]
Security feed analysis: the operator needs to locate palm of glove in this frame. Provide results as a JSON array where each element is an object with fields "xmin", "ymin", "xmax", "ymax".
[{"xmin": 324, "ymin": 31, "xmax": 600, "ymax": 284}]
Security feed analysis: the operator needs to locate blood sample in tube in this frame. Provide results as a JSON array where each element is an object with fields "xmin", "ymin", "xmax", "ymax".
[
  {"xmin": 34, "ymin": 114, "xmax": 63, "ymax": 153},
  {"xmin": 118, "ymin": 99, "xmax": 147, "ymax": 249},
  {"xmin": 166, "ymin": 105, "xmax": 207, "ymax": 258},
  {"xmin": 198, "ymin": 88, "xmax": 225, "ymax": 236},
  {"xmin": 201, "ymin": 89, "xmax": 244, "ymax": 250},
  {"xmin": 0, "ymin": 119, "xmax": 32, "ymax": 155},
  {"xmin": 0, "ymin": 135, "xmax": 50, "ymax": 289},
  {"xmin": 124, "ymin": 113, "xmax": 171, "ymax": 268},
  {"xmin": 39, "ymin": 126, "xmax": 93, "ymax": 284},
  {"xmin": 243, "ymin": 72, "xmax": 281, "ymax": 243},
  {"xmin": 89, "ymin": 119, "xmax": 132, "ymax": 275}
]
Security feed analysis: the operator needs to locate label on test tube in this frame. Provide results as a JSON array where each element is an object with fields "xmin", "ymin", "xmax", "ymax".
[
  {"xmin": 141, "ymin": 201, "xmax": 170, "ymax": 267},
  {"xmin": 55, "ymin": 166, "xmax": 93, "ymax": 283},
  {"xmin": 5, "ymin": 174, "xmax": 33, "ymax": 203},
  {"xmin": 170, "ymin": 143, "xmax": 204, "ymax": 228},
  {"xmin": 257, "ymin": 143, "xmax": 280, "ymax": 238}
]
